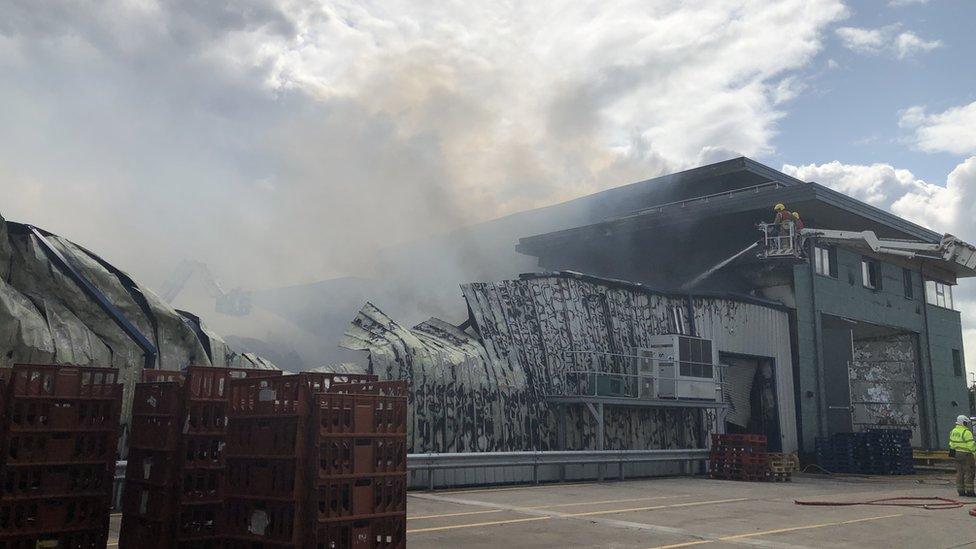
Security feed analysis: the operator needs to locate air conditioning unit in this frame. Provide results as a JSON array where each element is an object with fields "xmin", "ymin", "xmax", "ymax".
[
  {"xmin": 646, "ymin": 335, "xmax": 718, "ymax": 400},
  {"xmin": 634, "ymin": 349, "xmax": 656, "ymax": 400}
]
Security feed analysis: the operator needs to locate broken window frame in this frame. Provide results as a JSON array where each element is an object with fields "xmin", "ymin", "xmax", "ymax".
[
  {"xmin": 861, "ymin": 258, "xmax": 882, "ymax": 290},
  {"xmin": 925, "ymin": 280, "xmax": 955, "ymax": 310},
  {"xmin": 814, "ymin": 245, "xmax": 836, "ymax": 278}
]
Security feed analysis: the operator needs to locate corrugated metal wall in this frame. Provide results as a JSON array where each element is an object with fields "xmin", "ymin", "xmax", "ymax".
[{"xmin": 343, "ymin": 272, "xmax": 799, "ymax": 461}]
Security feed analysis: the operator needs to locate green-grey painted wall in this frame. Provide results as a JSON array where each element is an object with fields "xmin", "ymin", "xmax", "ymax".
[{"xmin": 793, "ymin": 244, "xmax": 967, "ymax": 451}]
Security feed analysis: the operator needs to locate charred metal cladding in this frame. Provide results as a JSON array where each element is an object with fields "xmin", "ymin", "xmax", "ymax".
[{"xmin": 342, "ymin": 271, "xmax": 797, "ymax": 454}]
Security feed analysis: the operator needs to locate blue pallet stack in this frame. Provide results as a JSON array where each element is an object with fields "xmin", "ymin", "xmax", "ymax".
[{"xmin": 815, "ymin": 429, "xmax": 914, "ymax": 475}]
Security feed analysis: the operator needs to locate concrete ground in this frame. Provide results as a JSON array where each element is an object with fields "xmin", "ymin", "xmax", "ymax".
[{"xmin": 107, "ymin": 473, "xmax": 976, "ymax": 548}]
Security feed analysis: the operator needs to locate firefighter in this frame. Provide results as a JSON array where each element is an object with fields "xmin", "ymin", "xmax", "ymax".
[
  {"xmin": 949, "ymin": 414, "xmax": 976, "ymax": 497},
  {"xmin": 770, "ymin": 203, "xmax": 794, "ymax": 250},
  {"xmin": 773, "ymin": 203, "xmax": 793, "ymax": 230},
  {"xmin": 792, "ymin": 211, "xmax": 804, "ymax": 231}
]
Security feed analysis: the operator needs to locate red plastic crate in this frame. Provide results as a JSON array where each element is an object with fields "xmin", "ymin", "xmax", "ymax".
[
  {"xmin": 7, "ymin": 397, "xmax": 121, "ymax": 432},
  {"xmin": 314, "ymin": 476, "xmax": 406, "ymax": 522},
  {"xmin": 182, "ymin": 435, "xmax": 224, "ymax": 468},
  {"xmin": 3, "ymin": 431, "xmax": 115, "ymax": 464},
  {"xmin": 314, "ymin": 393, "xmax": 406, "ymax": 436},
  {"xmin": 185, "ymin": 366, "xmax": 284, "ymax": 400},
  {"xmin": 143, "ymin": 369, "xmax": 182, "ymax": 383},
  {"xmin": 126, "ymin": 448, "xmax": 179, "ymax": 486},
  {"xmin": 180, "ymin": 469, "xmax": 222, "ymax": 502},
  {"xmin": 225, "ymin": 499, "xmax": 302, "ymax": 544},
  {"xmin": 312, "ymin": 514, "xmax": 406, "ymax": 549},
  {"xmin": 228, "ymin": 375, "xmax": 316, "ymax": 417},
  {"xmin": 225, "ymin": 459, "xmax": 301, "ymax": 499},
  {"xmin": 315, "ymin": 437, "xmax": 406, "ymax": 478},
  {"xmin": 0, "ymin": 497, "xmax": 107, "ymax": 535},
  {"xmin": 184, "ymin": 401, "xmax": 228, "ymax": 434},
  {"xmin": 0, "ymin": 463, "xmax": 110, "ymax": 498},
  {"xmin": 129, "ymin": 414, "xmax": 180, "ymax": 451},
  {"xmin": 8, "ymin": 365, "xmax": 119, "ymax": 399},
  {"xmin": 302, "ymin": 373, "xmax": 379, "ymax": 395},
  {"xmin": 131, "ymin": 381, "xmax": 183, "ymax": 417},
  {"xmin": 226, "ymin": 417, "xmax": 305, "ymax": 457}
]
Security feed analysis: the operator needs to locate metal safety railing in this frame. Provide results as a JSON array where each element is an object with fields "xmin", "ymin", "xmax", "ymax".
[
  {"xmin": 759, "ymin": 221, "xmax": 802, "ymax": 259},
  {"xmin": 113, "ymin": 448, "xmax": 710, "ymax": 504}
]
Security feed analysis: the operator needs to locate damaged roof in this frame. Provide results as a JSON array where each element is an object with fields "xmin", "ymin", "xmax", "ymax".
[{"xmin": 516, "ymin": 158, "xmax": 976, "ymax": 278}]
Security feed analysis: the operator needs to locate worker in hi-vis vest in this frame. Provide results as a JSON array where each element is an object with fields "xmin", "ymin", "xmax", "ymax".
[{"xmin": 949, "ymin": 414, "xmax": 976, "ymax": 497}]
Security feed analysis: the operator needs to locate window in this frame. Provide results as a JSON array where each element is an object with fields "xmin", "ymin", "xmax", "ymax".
[
  {"xmin": 903, "ymin": 269, "xmax": 914, "ymax": 299},
  {"xmin": 926, "ymin": 280, "xmax": 955, "ymax": 309},
  {"xmin": 814, "ymin": 246, "xmax": 837, "ymax": 277},
  {"xmin": 953, "ymin": 349, "xmax": 964, "ymax": 377},
  {"xmin": 861, "ymin": 258, "xmax": 881, "ymax": 290}
]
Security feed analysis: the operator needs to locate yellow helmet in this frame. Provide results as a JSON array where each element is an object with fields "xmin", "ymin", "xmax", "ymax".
[
  {"xmin": 774, "ymin": 203, "xmax": 785, "ymax": 211},
  {"xmin": 792, "ymin": 212, "xmax": 800, "ymax": 219}
]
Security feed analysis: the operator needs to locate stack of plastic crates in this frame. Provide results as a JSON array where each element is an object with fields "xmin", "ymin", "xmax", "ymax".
[
  {"xmin": 120, "ymin": 366, "xmax": 284, "ymax": 548},
  {"xmin": 119, "ymin": 370, "xmax": 183, "ymax": 547},
  {"xmin": 817, "ymin": 429, "xmax": 915, "ymax": 475},
  {"xmin": 310, "ymin": 380, "xmax": 408, "ymax": 549},
  {"xmin": 709, "ymin": 434, "xmax": 768, "ymax": 481},
  {"xmin": 0, "ymin": 364, "xmax": 122, "ymax": 549}
]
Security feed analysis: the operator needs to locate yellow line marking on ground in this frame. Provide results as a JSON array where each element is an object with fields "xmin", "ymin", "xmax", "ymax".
[
  {"xmin": 408, "ymin": 498, "xmax": 748, "ymax": 534},
  {"xmin": 528, "ymin": 494, "xmax": 689, "ymax": 509},
  {"xmin": 408, "ymin": 516, "xmax": 551, "ymax": 533},
  {"xmin": 408, "ymin": 494, "xmax": 690, "ymax": 521},
  {"xmin": 431, "ymin": 481, "xmax": 598, "ymax": 495},
  {"xmin": 646, "ymin": 513, "xmax": 904, "ymax": 549},
  {"xmin": 408, "ymin": 509, "xmax": 507, "ymax": 521},
  {"xmin": 565, "ymin": 497, "xmax": 749, "ymax": 518}
]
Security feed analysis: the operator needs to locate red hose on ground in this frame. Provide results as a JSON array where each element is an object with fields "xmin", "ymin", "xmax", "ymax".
[{"xmin": 794, "ymin": 496, "xmax": 965, "ymax": 510}]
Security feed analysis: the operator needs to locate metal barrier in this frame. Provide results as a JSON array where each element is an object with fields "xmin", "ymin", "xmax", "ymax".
[
  {"xmin": 114, "ymin": 448, "xmax": 709, "ymax": 504},
  {"xmin": 408, "ymin": 449, "xmax": 710, "ymax": 490}
]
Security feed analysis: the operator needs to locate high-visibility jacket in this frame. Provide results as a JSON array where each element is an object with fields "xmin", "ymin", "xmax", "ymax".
[{"xmin": 949, "ymin": 425, "xmax": 976, "ymax": 453}]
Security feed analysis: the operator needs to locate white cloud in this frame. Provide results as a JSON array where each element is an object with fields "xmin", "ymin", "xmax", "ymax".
[
  {"xmin": 836, "ymin": 26, "xmax": 888, "ymax": 54},
  {"xmin": 781, "ymin": 160, "xmax": 939, "ymax": 214},
  {"xmin": 835, "ymin": 25, "xmax": 941, "ymax": 59},
  {"xmin": 899, "ymin": 101, "xmax": 976, "ymax": 155},
  {"xmin": 894, "ymin": 31, "xmax": 943, "ymax": 58}
]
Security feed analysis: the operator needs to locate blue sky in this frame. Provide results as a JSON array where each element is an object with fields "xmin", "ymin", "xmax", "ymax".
[{"xmin": 773, "ymin": 0, "xmax": 974, "ymax": 184}]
